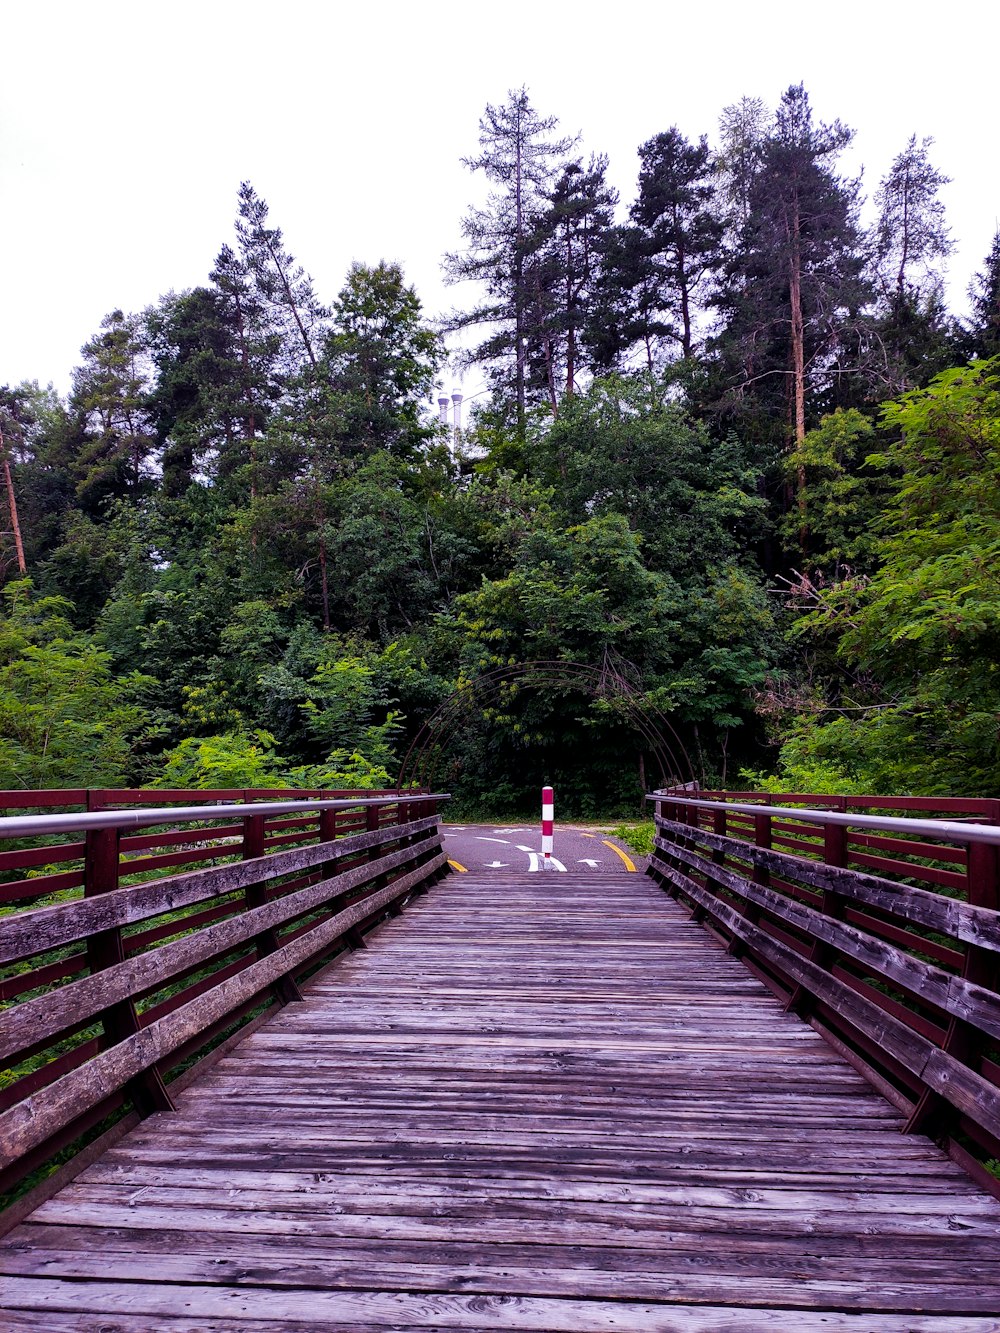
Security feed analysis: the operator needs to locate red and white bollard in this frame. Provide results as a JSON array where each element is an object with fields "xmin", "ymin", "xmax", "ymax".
[{"xmin": 541, "ymin": 785, "xmax": 554, "ymax": 869}]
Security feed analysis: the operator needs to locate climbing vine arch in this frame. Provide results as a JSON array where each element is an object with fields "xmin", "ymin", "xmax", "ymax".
[{"xmin": 396, "ymin": 658, "xmax": 696, "ymax": 795}]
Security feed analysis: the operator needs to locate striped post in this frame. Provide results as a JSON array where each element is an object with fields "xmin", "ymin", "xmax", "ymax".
[{"xmin": 542, "ymin": 785, "xmax": 554, "ymax": 868}]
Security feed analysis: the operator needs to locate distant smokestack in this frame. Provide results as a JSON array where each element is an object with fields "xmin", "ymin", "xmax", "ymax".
[
  {"xmin": 451, "ymin": 391, "xmax": 463, "ymax": 435},
  {"xmin": 437, "ymin": 395, "xmax": 449, "ymax": 424}
]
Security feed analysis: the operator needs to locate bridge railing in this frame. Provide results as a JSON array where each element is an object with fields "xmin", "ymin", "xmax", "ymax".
[
  {"xmin": 0, "ymin": 790, "xmax": 448, "ymax": 1200},
  {"xmin": 648, "ymin": 789, "xmax": 1000, "ymax": 1196}
]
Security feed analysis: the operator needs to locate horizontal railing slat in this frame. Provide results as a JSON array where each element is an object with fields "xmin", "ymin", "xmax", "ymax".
[
  {"xmin": 650, "ymin": 855, "xmax": 1000, "ymax": 1142},
  {"xmin": 0, "ymin": 837, "xmax": 437, "ymax": 1064},
  {"xmin": 0, "ymin": 816, "xmax": 437, "ymax": 965},
  {"xmin": 0, "ymin": 851, "xmax": 446, "ymax": 1168},
  {"xmin": 653, "ymin": 816, "xmax": 1000, "ymax": 952},
  {"xmin": 655, "ymin": 836, "xmax": 1000, "ymax": 1042},
  {"xmin": 650, "ymin": 789, "xmax": 1000, "ymax": 1188}
]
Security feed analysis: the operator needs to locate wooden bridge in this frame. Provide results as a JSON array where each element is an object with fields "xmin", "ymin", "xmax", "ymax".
[{"xmin": 2, "ymin": 788, "xmax": 1000, "ymax": 1329}]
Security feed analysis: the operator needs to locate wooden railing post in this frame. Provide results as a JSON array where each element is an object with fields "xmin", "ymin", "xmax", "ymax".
[
  {"xmin": 366, "ymin": 803, "xmax": 381, "ymax": 863},
  {"xmin": 684, "ymin": 802, "xmax": 709, "ymax": 924},
  {"xmin": 729, "ymin": 804, "xmax": 770, "ymax": 958},
  {"xmin": 786, "ymin": 816, "xmax": 848, "ymax": 1015},
  {"xmin": 656, "ymin": 798, "xmax": 682, "ymax": 899},
  {"xmin": 701, "ymin": 804, "xmax": 729, "ymax": 915},
  {"xmin": 319, "ymin": 808, "xmax": 340, "ymax": 882},
  {"xmin": 242, "ymin": 811, "xmax": 303, "ymax": 1005},
  {"xmin": 85, "ymin": 826, "xmax": 174, "ymax": 1116}
]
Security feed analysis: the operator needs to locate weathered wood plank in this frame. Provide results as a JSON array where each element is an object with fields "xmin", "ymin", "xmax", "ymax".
[
  {"xmin": 0, "ymin": 817, "xmax": 440, "ymax": 964},
  {"xmin": 0, "ymin": 852, "xmax": 445, "ymax": 1166},
  {"xmin": 654, "ymin": 815, "xmax": 1000, "ymax": 951},
  {"xmin": 3, "ymin": 866, "xmax": 999, "ymax": 1326},
  {"xmin": 655, "ymin": 835, "xmax": 1000, "ymax": 1040},
  {"xmin": 0, "ymin": 838, "xmax": 435, "ymax": 1062},
  {"xmin": 6, "ymin": 1278, "xmax": 1000, "ymax": 1331}
]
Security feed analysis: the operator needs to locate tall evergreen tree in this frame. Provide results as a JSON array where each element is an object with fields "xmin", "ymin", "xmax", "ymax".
[
  {"xmin": 321, "ymin": 261, "xmax": 444, "ymax": 460},
  {"xmin": 967, "ymin": 229, "xmax": 1000, "ymax": 359},
  {"xmin": 869, "ymin": 135, "xmax": 955, "ymax": 391},
  {"xmin": 874, "ymin": 136, "xmax": 952, "ymax": 307},
  {"xmin": 713, "ymin": 85, "xmax": 867, "ymax": 453},
  {"xmin": 626, "ymin": 127, "xmax": 723, "ymax": 361},
  {"xmin": 69, "ymin": 309, "xmax": 156, "ymax": 512},
  {"xmin": 234, "ymin": 182, "xmax": 327, "ymax": 376},
  {"xmin": 715, "ymin": 97, "xmax": 770, "ymax": 232},
  {"xmin": 145, "ymin": 287, "xmax": 256, "ymax": 497},
  {"xmin": 208, "ymin": 243, "xmax": 284, "ymax": 492},
  {"xmin": 522, "ymin": 155, "xmax": 617, "ymax": 408},
  {"xmin": 444, "ymin": 87, "xmax": 577, "ymax": 438}
]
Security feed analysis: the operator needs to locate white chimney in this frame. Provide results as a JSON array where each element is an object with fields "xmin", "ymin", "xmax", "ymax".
[
  {"xmin": 437, "ymin": 395, "xmax": 449, "ymax": 424},
  {"xmin": 451, "ymin": 391, "xmax": 463, "ymax": 436}
]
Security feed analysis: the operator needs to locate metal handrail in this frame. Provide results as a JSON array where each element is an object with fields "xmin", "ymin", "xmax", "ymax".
[
  {"xmin": 0, "ymin": 793, "xmax": 449, "ymax": 840},
  {"xmin": 647, "ymin": 792, "xmax": 1000, "ymax": 847}
]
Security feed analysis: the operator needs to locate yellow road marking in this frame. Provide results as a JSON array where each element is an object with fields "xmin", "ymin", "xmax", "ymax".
[
  {"xmin": 447, "ymin": 859, "xmax": 468, "ymax": 873},
  {"xmin": 602, "ymin": 840, "xmax": 636, "ymax": 872},
  {"xmin": 581, "ymin": 832, "xmax": 598, "ymax": 839}
]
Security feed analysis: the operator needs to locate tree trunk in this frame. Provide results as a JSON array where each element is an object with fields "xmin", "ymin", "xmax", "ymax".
[
  {"xmin": 0, "ymin": 430, "xmax": 26, "ymax": 575},
  {"xmin": 789, "ymin": 205, "xmax": 807, "ymax": 444},
  {"xmin": 514, "ymin": 130, "xmax": 527, "ymax": 441},
  {"xmin": 676, "ymin": 217, "xmax": 693, "ymax": 359},
  {"xmin": 318, "ymin": 526, "xmax": 331, "ymax": 631}
]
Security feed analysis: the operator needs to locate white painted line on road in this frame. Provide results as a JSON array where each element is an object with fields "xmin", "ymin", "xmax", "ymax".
[
  {"xmin": 476, "ymin": 837, "xmax": 511, "ymax": 844},
  {"xmin": 485, "ymin": 860, "xmax": 508, "ymax": 868},
  {"xmin": 516, "ymin": 844, "xmax": 535, "ymax": 852},
  {"xmin": 578, "ymin": 858, "xmax": 600, "ymax": 868}
]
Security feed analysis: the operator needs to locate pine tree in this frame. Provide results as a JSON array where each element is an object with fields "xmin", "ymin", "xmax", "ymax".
[
  {"xmin": 321, "ymin": 261, "xmax": 444, "ymax": 459},
  {"xmin": 208, "ymin": 243, "xmax": 284, "ymax": 492},
  {"xmin": 444, "ymin": 88, "xmax": 577, "ymax": 438},
  {"xmin": 869, "ymin": 136, "xmax": 956, "ymax": 391},
  {"xmin": 967, "ymin": 230, "xmax": 1000, "ymax": 359},
  {"xmin": 715, "ymin": 97, "xmax": 770, "ymax": 232},
  {"xmin": 234, "ymin": 182, "xmax": 327, "ymax": 376},
  {"xmin": 627, "ymin": 127, "xmax": 723, "ymax": 361},
  {"xmin": 522, "ymin": 155, "xmax": 617, "ymax": 408},
  {"xmin": 713, "ymin": 85, "xmax": 867, "ymax": 451},
  {"xmin": 145, "ymin": 287, "xmax": 259, "ymax": 497},
  {"xmin": 874, "ymin": 135, "xmax": 952, "ymax": 306},
  {"xmin": 69, "ymin": 310, "xmax": 157, "ymax": 511}
]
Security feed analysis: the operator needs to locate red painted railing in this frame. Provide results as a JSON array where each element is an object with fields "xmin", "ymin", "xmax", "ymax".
[
  {"xmin": 648, "ymin": 787, "xmax": 1000, "ymax": 1196},
  {"xmin": 0, "ymin": 788, "xmax": 446, "ymax": 1202}
]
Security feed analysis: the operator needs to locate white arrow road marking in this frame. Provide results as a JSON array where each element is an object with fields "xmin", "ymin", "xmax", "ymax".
[
  {"xmin": 498, "ymin": 827, "xmax": 530, "ymax": 833},
  {"xmin": 476, "ymin": 837, "xmax": 511, "ymax": 844},
  {"xmin": 578, "ymin": 858, "xmax": 600, "ymax": 868},
  {"xmin": 485, "ymin": 860, "xmax": 509, "ymax": 868},
  {"xmin": 523, "ymin": 847, "xmax": 566, "ymax": 872}
]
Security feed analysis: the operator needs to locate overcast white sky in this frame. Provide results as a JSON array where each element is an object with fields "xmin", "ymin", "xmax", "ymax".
[{"xmin": 2, "ymin": 0, "xmax": 997, "ymax": 396}]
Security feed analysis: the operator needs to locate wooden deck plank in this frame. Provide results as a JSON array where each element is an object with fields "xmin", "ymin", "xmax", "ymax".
[{"xmin": 3, "ymin": 869, "xmax": 1000, "ymax": 1327}]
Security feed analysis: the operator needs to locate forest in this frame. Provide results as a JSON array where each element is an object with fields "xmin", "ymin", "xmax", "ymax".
[{"xmin": 1, "ymin": 83, "xmax": 999, "ymax": 814}]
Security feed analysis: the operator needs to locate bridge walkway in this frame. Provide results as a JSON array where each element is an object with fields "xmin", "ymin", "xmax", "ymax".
[{"xmin": 3, "ymin": 870, "xmax": 1000, "ymax": 1329}]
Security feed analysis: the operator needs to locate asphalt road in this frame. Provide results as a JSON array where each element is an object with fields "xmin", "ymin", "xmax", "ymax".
[{"xmin": 440, "ymin": 822, "xmax": 642, "ymax": 874}]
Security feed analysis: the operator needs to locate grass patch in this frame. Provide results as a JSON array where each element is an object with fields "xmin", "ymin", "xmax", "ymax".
[{"xmin": 606, "ymin": 821, "xmax": 655, "ymax": 857}]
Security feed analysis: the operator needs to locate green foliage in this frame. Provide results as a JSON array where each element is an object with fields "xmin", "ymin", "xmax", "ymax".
[
  {"xmin": 0, "ymin": 581, "xmax": 155, "ymax": 788},
  {"xmin": 607, "ymin": 821, "xmax": 655, "ymax": 856},
  {"xmin": 769, "ymin": 360, "xmax": 1000, "ymax": 796},
  {"xmin": 782, "ymin": 409, "xmax": 884, "ymax": 577},
  {"xmin": 6, "ymin": 142, "xmax": 999, "ymax": 810}
]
